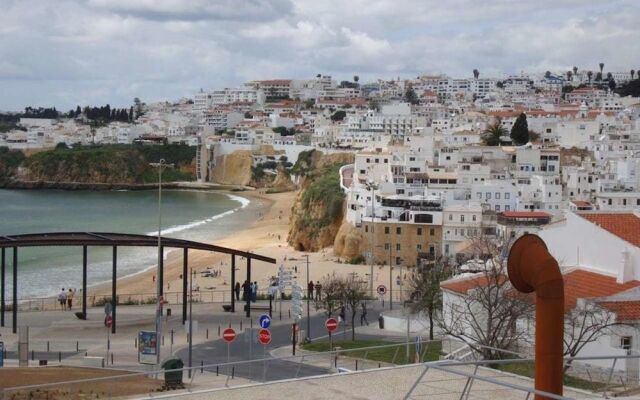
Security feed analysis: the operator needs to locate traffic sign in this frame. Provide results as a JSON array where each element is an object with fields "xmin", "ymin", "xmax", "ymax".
[
  {"xmin": 258, "ymin": 328, "xmax": 271, "ymax": 345},
  {"xmin": 104, "ymin": 315, "xmax": 113, "ymax": 328},
  {"xmin": 325, "ymin": 318, "xmax": 338, "ymax": 332},
  {"xmin": 222, "ymin": 328, "xmax": 236, "ymax": 343},
  {"xmin": 104, "ymin": 302, "xmax": 112, "ymax": 316},
  {"xmin": 0, "ymin": 341, "xmax": 4, "ymax": 367},
  {"xmin": 377, "ymin": 285, "xmax": 387, "ymax": 295},
  {"xmin": 259, "ymin": 314, "xmax": 271, "ymax": 329}
]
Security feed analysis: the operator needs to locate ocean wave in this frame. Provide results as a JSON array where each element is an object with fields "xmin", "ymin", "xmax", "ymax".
[{"xmin": 144, "ymin": 194, "xmax": 250, "ymax": 236}]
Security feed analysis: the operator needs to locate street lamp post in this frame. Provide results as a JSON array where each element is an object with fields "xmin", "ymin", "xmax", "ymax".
[
  {"xmin": 303, "ymin": 254, "xmax": 311, "ymax": 341},
  {"xmin": 149, "ymin": 159, "xmax": 174, "ymax": 367},
  {"xmin": 364, "ymin": 181, "xmax": 378, "ymax": 298},
  {"xmin": 188, "ymin": 268, "xmax": 195, "ymax": 378},
  {"xmin": 389, "ymin": 245, "xmax": 393, "ymax": 310}
]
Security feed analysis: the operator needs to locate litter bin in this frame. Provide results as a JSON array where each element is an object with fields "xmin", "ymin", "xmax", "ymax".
[
  {"xmin": 161, "ymin": 358, "xmax": 184, "ymax": 388},
  {"xmin": 378, "ymin": 315, "xmax": 384, "ymax": 329}
]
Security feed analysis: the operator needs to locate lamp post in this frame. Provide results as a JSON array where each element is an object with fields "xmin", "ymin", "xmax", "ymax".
[
  {"xmin": 377, "ymin": 244, "xmax": 394, "ymax": 310},
  {"xmin": 149, "ymin": 159, "xmax": 174, "ymax": 367},
  {"xmin": 302, "ymin": 254, "xmax": 311, "ymax": 341},
  {"xmin": 188, "ymin": 267, "xmax": 195, "ymax": 378},
  {"xmin": 364, "ymin": 180, "xmax": 378, "ymax": 298}
]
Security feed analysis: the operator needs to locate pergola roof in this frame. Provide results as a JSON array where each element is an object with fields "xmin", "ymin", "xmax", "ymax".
[{"xmin": 0, "ymin": 232, "xmax": 276, "ymax": 263}]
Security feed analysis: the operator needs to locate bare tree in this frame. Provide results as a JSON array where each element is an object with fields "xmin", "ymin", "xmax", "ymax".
[
  {"xmin": 563, "ymin": 301, "xmax": 622, "ymax": 370},
  {"xmin": 438, "ymin": 236, "xmax": 535, "ymax": 360},
  {"xmin": 315, "ymin": 275, "xmax": 368, "ymax": 340},
  {"xmin": 406, "ymin": 256, "xmax": 453, "ymax": 340}
]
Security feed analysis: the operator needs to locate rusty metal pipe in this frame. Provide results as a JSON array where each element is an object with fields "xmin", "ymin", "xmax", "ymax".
[{"xmin": 508, "ymin": 234, "xmax": 564, "ymax": 400}]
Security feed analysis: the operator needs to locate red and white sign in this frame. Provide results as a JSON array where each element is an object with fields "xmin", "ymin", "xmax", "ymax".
[
  {"xmin": 325, "ymin": 318, "xmax": 338, "ymax": 333},
  {"xmin": 104, "ymin": 315, "xmax": 113, "ymax": 328},
  {"xmin": 222, "ymin": 328, "xmax": 236, "ymax": 343},
  {"xmin": 258, "ymin": 328, "xmax": 271, "ymax": 345}
]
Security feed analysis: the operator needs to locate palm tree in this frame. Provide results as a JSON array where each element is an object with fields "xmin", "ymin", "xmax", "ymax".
[
  {"xmin": 587, "ymin": 71, "xmax": 593, "ymax": 85},
  {"xmin": 630, "ymin": 69, "xmax": 635, "ymax": 80},
  {"xmin": 473, "ymin": 69, "xmax": 479, "ymax": 79},
  {"xmin": 481, "ymin": 122, "xmax": 507, "ymax": 146},
  {"xmin": 573, "ymin": 66, "xmax": 578, "ymax": 75},
  {"xmin": 599, "ymin": 63, "xmax": 604, "ymax": 74},
  {"xmin": 353, "ymin": 75, "xmax": 359, "ymax": 83},
  {"xmin": 566, "ymin": 71, "xmax": 573, "ymax": 82},
  {"xmin": 544, "ymin": 71, "xmax": 552, "ymax": 79}
]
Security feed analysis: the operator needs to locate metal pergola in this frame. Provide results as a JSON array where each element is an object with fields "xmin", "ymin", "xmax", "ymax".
[{"xmin": 0, "ymin": 232, "xmax": 276, "ymax": 333}]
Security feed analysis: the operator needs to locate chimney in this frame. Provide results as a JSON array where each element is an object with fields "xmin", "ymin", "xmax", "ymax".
[
  {"xmin": 617, "ymin": 249, "xmax": 633, "ymax": 284},
  {"xmin": 508, "ymin": 234, "xmax": 564, "ymax": 400}
]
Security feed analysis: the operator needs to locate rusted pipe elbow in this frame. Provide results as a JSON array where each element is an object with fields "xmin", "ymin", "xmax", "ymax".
[{"xmin": 508, "ymin": 234, "xmax": 564, "ymax": 400}]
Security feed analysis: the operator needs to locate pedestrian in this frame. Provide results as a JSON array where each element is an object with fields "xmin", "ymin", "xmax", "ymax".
[
  {"xmin": 294, "ymin": 265, "xmax": 298, "ymax": 273},
  {"xmin": 252, "ymin": 281, "xmax": 258, "ymax": 302},
  {"xmin": 235, "ymin": 282, "xmax": 241, "ymax": 301},
  {"xmin": 242, "ymin": 280, "xmax": 249, "ymax": 301},
  {"xmin": 67, "ymin": 288, "xmax": 75, "ymax": 310},
  {"xmin": 315, "ymin": 281, "xmax": 322, "ymax": 301},
  {"xmin": 58, "ymin": 288, "xmax": 67, "ymax": 311},
  {"xmin": 360, "ymin": 303, "xmax": 369, "ymax": 326},
  {"xmin": 339, "ymin": 305, "xmax": 346, "ymax": 324},
  {"xmin": 307, "ymin": 281, "xmax": 314, "ymax": 300}
]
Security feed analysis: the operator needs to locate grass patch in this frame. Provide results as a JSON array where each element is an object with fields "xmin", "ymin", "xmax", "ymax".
[
  {"xmin": 302, "ymin": 339, "xmax": 442, "ymax": 365},
  {"xmin": 495, "ymin": 361, "xmax": 607, "ymax": 392}
]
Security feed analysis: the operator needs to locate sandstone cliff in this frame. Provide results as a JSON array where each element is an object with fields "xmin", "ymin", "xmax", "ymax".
[
  {"xmin": 210, "ymin": 150, "xmax": 253, "ymax": 186},
  {"xmin": 287, "ymin": 150, "xmax": 354, "ymax": 251},
  {"xmin": 333, "ymin": 220, "xmax": 366, "ymax": 259}
]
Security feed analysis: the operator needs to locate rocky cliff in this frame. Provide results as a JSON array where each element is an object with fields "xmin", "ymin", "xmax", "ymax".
[
  {"xmin": 287, "ymin": 150, "xmax": 354, "ymax": 251},
  {"xmin": 210, "ymin": 150, "xmax": 253, "ymax": 186},
  {"xmin": 333, "ymin": 220, "xmax": 366, "ymax": 259}
]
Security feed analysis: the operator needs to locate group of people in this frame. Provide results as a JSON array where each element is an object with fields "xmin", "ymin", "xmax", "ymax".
[
  {"xmin": 337, "ymin": 303, "xmax": 369, "ymax": 326},
  {"xmin": 57, "ymin": 288, "xmax": 75, "ymax": 310},
  {"xmin": 236, "ymin": 280, "xmax": 259, "ymax": 302},
  {"xmin": 307, "ymin": 280, "xmax": 323, "ymax": 301}
]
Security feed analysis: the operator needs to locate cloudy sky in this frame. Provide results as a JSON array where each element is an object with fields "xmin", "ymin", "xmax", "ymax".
[{"xmin": 1, "ymin": 0, "xmax": 639, "ymax": 111}]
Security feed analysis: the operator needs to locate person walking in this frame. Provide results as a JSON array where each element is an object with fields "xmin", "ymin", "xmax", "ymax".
[
  {"xmin": 360, "ymin": 302, "xmax": 369, "ymax": 326},
  {"xmin": 58, "ymin": 288, "xmax": 67, "ymax": 311},
  {"xmin": 307, "ymin": 281, "xmax": 314, "ymax": 300},
  {"xmin": 242, "ymin": 280, "xmax": 249, "ymax": 302},
  {"xmin": 234, "ymin": 282, "xmax": 241, "ymax": 301},
  {"xmin": 252, "ymin": 281, "xmax": 258, "ymax": 302},
  {"xmin": 315, "ymin": 281, "xmax": 322, "ymax": 301},
  {"xmin": 338, "ymin": 305, "xmax": 346, "ymax": 324},
  {"xmin": 67, "ymin": 288, "xmax": 75, "ymax": 310}
]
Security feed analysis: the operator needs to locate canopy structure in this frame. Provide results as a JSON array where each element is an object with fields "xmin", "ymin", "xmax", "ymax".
[{"xmin": 0, "ymin": 232, "xmax": 276, "ymax": 333}]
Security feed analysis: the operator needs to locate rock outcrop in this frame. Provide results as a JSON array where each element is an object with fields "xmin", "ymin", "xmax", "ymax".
[
  {"xmin": 333, "ymin": 220, "xmax": 366, "ymax": 259},
  {"xmin": 210, "ymin": 150, "xmax": 253, "ymax": 186}
]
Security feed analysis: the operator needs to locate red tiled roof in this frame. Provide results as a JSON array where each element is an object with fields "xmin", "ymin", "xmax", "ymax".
[
  {"xmin": 563, "ymin": 270, "xmax": 640, "ymax": 310},
  {"xmin": 578, "ymin": 213, "xmax": 640, "ymax": 248},
  {"xmin": 571, "ymin": 200, "xmax": 592, "ymax": 207},
  {"xmin": 598, "ymin": 301, "xmax": 640, "ymax": 321},
  {"xmin": 500, "ymin": 211, "xmax": 551, "ymax": 218},
  {"xmin": 440, "ymin": 274, "xmax": 508, "ymax": 294}
]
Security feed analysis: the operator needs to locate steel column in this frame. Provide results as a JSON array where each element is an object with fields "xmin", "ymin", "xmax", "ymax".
[
  {"xmin": 231, "ymin": 255, "xmax": 236, "ymax": 313},
  {"xmin": 12, "ymin": 247, "xmax": 17, "ymax": 334},
  {"xmin": 82, "ymin": 245, "xmax": 87, "ymax": 318},
  {"xmin": 112, "ymin": 246, "xmax": 117, "ymax": 334},
  {"xmin": 245, "ymin": 257, "xmax": 251, "ymax": 318},
  {"xmin": 182, "ymin": 248, "xmax": 188, "ymax": 324},
  {"xmin": 159, "ymin": 245, "xmax": 164, "ymax": 297},
  {"xmin": 1, "ymin": 248, "xmax": 5, "ymax": 327}
]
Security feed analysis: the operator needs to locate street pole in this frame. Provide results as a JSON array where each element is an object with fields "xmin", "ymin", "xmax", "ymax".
[
  {"xmin": 370, "ymin": 186, "xmax": 375, "ymax": 297},
  {"xmin": 149, "ymin": 159, "xmax": 174, "ymax": 367},
  {"xmin": 389, "ymin": 246, "xmax": 393, "ymax": 310},
  {"xmin": 188, "ymin": 268, "xmax": 194, "ymax": 378},
  {"xmin": 304, "ymin": 254, "xmax": 310, "ymax": 342}
]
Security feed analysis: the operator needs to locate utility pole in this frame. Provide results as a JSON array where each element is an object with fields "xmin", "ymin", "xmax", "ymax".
[
  {"xmin": 149, "ymin": 159, "xmax": 174, "ymax": 367},
  {"xmin": 188, "ymin": 268, "xmax": 194, "ymax": 378},
  {"xmin": 365, "ymin": 181, "xmax": 378, "ymax": 298},
  {"xmin": 303, "ymin": 254, "xmax": 311, "ymax": 342},
  {"xmin": 389, "ymin": 245, "xmax": 393, "ymax": 310}
]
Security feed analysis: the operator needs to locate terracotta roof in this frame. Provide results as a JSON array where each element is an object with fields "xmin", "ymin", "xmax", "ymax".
[
  {"xmin": 564, "ymin": 269, "xmax": 640, "ymax": 310},
  {"xmin": 571, "ymin": 200, "xmax": 592, "ymax": 208},
  {"xmin": 598, "ymin": 301, "xmax": 640, "ymax": 321},
  {"xmin": 578, "ymin": 213, "xmax": 640, "ymax": 248},
  {"xmin": 440, "ymin": 274, "xmax": 508, "ymax": 294},
  {"xmin": 500, "ymin": 211, "xmax": 551, "ymax": 219}
]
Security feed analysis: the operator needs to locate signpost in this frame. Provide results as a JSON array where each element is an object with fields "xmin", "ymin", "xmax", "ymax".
[
  {"xmin": 326, "ymin": 317, "xmax": 338, "ymax": 350},
  {"xmin": 258, "ymin": 328, "xmax": 271, "ymax": 345},
  {"xmin": 222, "ymin": 327, "xmax": 236, "ymax": 363},
  {"xmin": 138, "ymin": 331, "xmax": 158, "ymax": 365},
  {"xmin": 0, "ymin": 341, "xmax": 4, "ymax": 368},
  {"xmin": 376, "ymin": 285, "xmax": 387, "ymax": 295},
  {"xmin": 291, "ymin": 284, "xmax": 303, "ymax": 321},
  {"xmin": 104, "ymin": 303, "xmax": 113, "ymax": 363}
]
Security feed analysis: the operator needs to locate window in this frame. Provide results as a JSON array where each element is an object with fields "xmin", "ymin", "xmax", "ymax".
[
  {"xmin": 495, "ymin": 193, "xmax": 500, "ymax": 199},
  {"xmin": 396, "ymin": 256, "xmax": 401, "ymax": 264},
  {"xmin": 417, "ymin": 244, "xmax": 422, "ymax": 250},
  {"xmin": 365, "ymin": 225, "xmax": 368, "ymax": 233},
  {"xmin": 448, "ymin": 214, "xmax": 453, "ymax": 221},
  {"xmin": 623, "ymin": 199, "xmax": 627, "ymax": 206},
  {"xmin": 396, "ymin": 243, "xmax": 401, "ymax": 251},
  {"xmin": 430, "ymin": 228, "xmax": 435, "ymax": 236},
  {"xmin": 396, "ymin": 227, "xmax": 402, "ymax": 234},
  {"xmin": 608, "ymin": 199, "xmax": 612, "ymax": 205},
  {"xmin": 384, "ymin": 243, "xmax": 390, "ymax": 250},
  {"xmin": 385, "ymin": 227, "xmax": 390, "ymax": 234},
  {"xmin": 460, "ymin": 215, "xmax": 465, "ymax": 222},
  {"xmin": 495, "ymin": 205, "xmax": 501, "ymax": 211},
  {"xmin": 472, "ymin": 215, "xmax": 476, "ymax": 222},
  {"xmin": 505, "ymin": 205, "xmax": 510, "ymax": 211},
  {"xmin": 375, "ymin": 158, "xmax": 379, "ymax": 163},
  {"xmin": 445, "ymin": 244, "xmax": 450, "ymax": 254},
  {"xmin": 505, "ymin": 193, "xmax": 510, "ymax": 200},
  {"xmin": 417, "ymin": 228, "xmax": 422, "ymax": 236},
  {"xmin": 476, "ymin": 192, "xmax": 482, "ymax": 199},
  {"xmin": 384, "ymin": 158, "xmax": 388, "ymax": 163},
  {"xmin": 486, "ymin": 192, "xmax": 491, "ymax": 199},
  {"xmin": 621, "ymin": 336, "xmax": 632, "ymax": 350}
]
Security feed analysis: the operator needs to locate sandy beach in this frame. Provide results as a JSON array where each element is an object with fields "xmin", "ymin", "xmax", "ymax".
[{"xmin": 91, "ymin": 189, "xmax": 395, "ymax": 304}]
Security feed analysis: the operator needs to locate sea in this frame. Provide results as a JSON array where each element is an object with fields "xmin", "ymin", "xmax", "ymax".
[{"xmin": 0, "ymin": 189, "xmax": 258, "ymax": 299}]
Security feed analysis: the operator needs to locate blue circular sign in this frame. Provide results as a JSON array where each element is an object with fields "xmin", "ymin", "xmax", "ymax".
[{"xmin": 259, "ymin": 314, "xmax": 271, "ymax": 329}]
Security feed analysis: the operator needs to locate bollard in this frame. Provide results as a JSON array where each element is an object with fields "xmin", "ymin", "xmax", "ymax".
[
  {"xmin": 218, "ymin": 325, "xmax": 221, "ymax": 337},
  {"xmin": 47, "ymin": 341, "xmax": 50, "ymax": 352},
  {"xmin": 76, "ymin": 341, "xmax": 79, "ymax": 352},
  {"xmin": 201, "ymin": 360, "xmax": 204, "ymax": 373},
  {"xmin": 232, "ymin": 366, "xmax": 235, "ymax": 379},
  {"xmin": 355, "ymin": 360, "xmax": 358, "ymax": 371},
  {"xmin": 162, "ymin": 335, "xmax": 165, "ymax": 346},
  {"xmin": 206, "ymin": 328, "xmax": 209, "ymax": 339},
  {"xmin": 240, "ymin": 320, "xmax": 242, "ymax": 330},
  {"xmin": 378, "ymin": 362, "xmax": 381, "ymax": 368},
  {"xmin": 58, "ymin": 352, "xmax": 61, "ymax": 363},
  {"xmin": 135, "ymin": 338, "xmax": 137, "ymax": 348},
  {"xmin": 85, "ymin": 351, "xmax": 88, "ymax": 356},
  {"xmin": 111, "ymin": 353, "xmax": 114, "ymax": 365},
  {"xmin": 171, "ymin": 330, "xmax": 174, "ymax": 345},
  {"xmin": 288, "ymin": 309, "xmax": 291, "ymax": 318},
  {"xmin": 31, "ymin": 349, "xmax": 34, "ymax": 360},
  {"xmin": 216, "ymin": 365, "xmax": 219, "ymax": 376}
]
